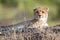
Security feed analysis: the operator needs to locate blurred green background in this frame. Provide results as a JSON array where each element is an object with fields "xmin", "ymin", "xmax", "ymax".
[{"xmin": 0, "ymin": 0, "xmax": 60, "ymax": 26}]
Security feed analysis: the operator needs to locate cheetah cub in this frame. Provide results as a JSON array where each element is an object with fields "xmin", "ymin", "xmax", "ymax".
[
  {"xmin": 18, "ymin": 7, "xmax": 49, "ymax": 29},
  {"xmin": 28, "ymin": 7, "xmax": 49, "ymax": 28},
  {"xmin": 0, "ymin": 7, "xmax": 49, "ymax": 34},
  {"xmin": 0, "ymin": 7, "xmax": 49, "ymax": 35}
]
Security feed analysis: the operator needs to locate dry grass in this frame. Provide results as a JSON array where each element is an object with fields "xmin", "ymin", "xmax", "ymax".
[{"xmin": 0, "ymin": 25, "xmax": 60, "ymax": 40}]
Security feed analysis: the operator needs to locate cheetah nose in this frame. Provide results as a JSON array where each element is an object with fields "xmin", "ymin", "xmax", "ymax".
[{"xmin": 39, "ymin": 15, "xmax": 41, "ymax": 17}]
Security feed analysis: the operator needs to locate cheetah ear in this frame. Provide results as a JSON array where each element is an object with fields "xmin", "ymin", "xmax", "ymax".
[
  {"xmin": 45, "ymin": 8, "xmax": 49, "ymax": 12},
  {"xmin": 33, "ymin": 8, "xmax": 37, "ymax": 12}
]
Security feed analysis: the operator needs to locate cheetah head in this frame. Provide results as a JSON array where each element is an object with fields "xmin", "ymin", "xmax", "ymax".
[{"xmin": 34, "ymin": 7, "xmax": 49, "ymax": 20}]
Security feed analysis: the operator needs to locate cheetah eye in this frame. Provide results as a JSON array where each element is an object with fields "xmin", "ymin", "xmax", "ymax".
[
  {"xmin": 36, "ymin": 11, "xmax": 39, "ymax": 13},
  {"xmin": 42, "ymin": 11, "xmax": 45, "ymax": 13}
]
